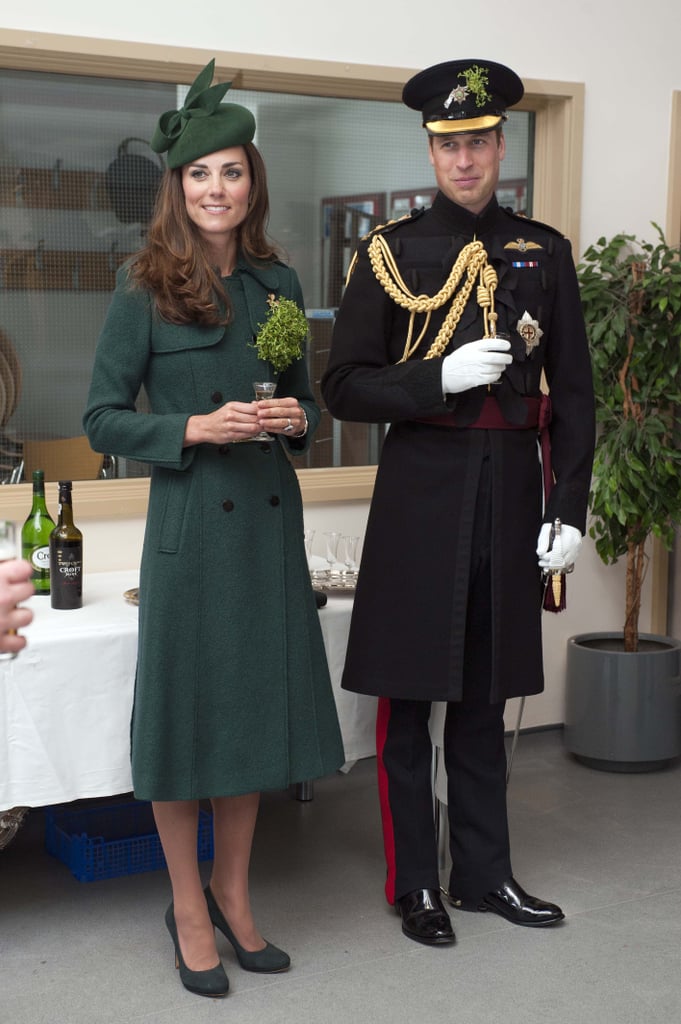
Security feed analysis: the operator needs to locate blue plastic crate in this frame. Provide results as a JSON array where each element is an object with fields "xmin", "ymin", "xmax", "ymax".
[{"xmin": 45, "ymin": 800, "xmax": 213, "ymax": 882}]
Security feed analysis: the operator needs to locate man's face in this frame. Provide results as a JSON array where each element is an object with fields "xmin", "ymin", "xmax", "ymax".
[{"xmin": 428, "ymin": 130, "xmax": 505, "ymax": 214}]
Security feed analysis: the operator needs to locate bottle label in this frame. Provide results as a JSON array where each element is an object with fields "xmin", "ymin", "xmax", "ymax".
[
  {"xmin": 55, "ymin": 549, "xmax": 82, "ymax": 581},
  {"xmin": 50, "ymin": 542, "xmax": 83, "ymax": 609},
  {"xmin": 30, "ymin": 546, "xmax": 50, "ymax": 572}
]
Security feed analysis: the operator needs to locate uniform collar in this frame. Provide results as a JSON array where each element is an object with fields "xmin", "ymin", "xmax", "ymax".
[{"xmin": 430, "ymin": 192, "xmax": 501, "ymax": 237}]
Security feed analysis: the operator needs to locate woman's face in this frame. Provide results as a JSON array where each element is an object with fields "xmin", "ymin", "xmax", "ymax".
[{"xmin": 181, "ymin": 147, "xmax": 251, "ymax": 246}]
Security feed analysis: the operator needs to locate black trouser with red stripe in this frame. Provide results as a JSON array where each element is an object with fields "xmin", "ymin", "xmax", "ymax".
[
  {"xmin": 376, "ymin": 694, "xmax": 511, "ymax": 905},
  {"xmin": 375, "ymin": 447, "xmax": 512, "ymax": 906}
]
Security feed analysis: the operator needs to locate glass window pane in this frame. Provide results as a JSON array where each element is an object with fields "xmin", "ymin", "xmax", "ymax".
[
  {"xmin": 0, "ymin": 69, "xmax": 534, "ymax": 481},
  {"xmin": 1, "ymin": 69, "xmax": 175, "ymax": 481}
]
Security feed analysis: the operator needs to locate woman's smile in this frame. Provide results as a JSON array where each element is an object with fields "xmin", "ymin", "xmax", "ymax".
[{"xmin": 182, "ymin": 147, "xmax": 251, "ymax": 243}]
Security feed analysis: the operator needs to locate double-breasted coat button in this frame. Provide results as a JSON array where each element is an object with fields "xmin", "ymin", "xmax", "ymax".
[
  {"xmin": 222, "ymin": 499, "xmax": 234, "ymax": 512},
  {"xmin": 269, "ymin": 495, "xmax": 280, "ymax": 507},
  {"xmin": 259, "ymin": 442, "xmax": 271, "ymax": 453},
  {"xmin": 210, "ymin": 390, "xmax": 223, "ymax": 404},
  {"xmin": 218, "ymin": 445, "xmax": 230, "ymax": 455}
]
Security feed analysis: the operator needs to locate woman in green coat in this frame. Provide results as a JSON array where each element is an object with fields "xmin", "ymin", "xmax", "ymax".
[{"xmin": 83, "ymin": 61, "xmax": 344, "ymax": 999}]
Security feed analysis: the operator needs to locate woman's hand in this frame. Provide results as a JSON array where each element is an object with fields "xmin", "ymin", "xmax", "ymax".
[
  {"xmin": 184, "ymin": 402, "xmax": 262, "ymax": 446},
  {"xmin": 184, "ymin": 396, "xmax": 307, "ymax": 446},
  {"xmin": 254, "ymin": 396, "xmax": 307, "ymax": 437}
]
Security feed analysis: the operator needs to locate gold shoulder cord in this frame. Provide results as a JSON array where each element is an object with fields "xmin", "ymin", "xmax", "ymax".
[
  {"xmin": 366, "ymin": 234, "xmax": 499, "ymax": 362},
  {"xmin": 344, "ymin": 213, "xmax": 410, "ymax": 283}
]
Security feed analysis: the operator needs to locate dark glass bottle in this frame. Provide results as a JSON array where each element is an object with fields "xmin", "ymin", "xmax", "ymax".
[
  {"xmin": 49, "ymin": 480, "xmax": 83, "ymax": 610},
  {"xmin": 21, "ymin": 469, "xmax": 56, "ymax": 594}
]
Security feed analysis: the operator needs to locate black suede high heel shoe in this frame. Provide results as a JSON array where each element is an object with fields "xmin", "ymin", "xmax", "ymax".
[
  {"xmin": 204, "ymin": 885, "xmax": 291, "ymax": 973},
  {"xmin": 164, "ymin": 904, "xmax": 230, "ymax": 998}
]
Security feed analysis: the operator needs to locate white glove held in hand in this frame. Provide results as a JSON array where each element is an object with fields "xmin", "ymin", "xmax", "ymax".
[
  {"xmin": 537, "ymin": 522, "xmax": 583, "ymax": 571},
  {"xmin": 441, "ymin": 338, "xmax": 513, "ymax": 394}
]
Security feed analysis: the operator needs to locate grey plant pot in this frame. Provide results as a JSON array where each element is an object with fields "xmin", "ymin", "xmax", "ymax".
[{"xmin": 564, "ymin": 632, "xmax": 681, "ymax": 772}]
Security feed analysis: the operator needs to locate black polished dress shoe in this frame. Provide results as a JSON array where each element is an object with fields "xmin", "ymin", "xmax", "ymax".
[
  {"xmin": 395, "ymin": 888, "xmax": 455, "ymax": 946},
  {"xmin": 477, "ymin": 877, "xmax": 564, "ymax": 927}
]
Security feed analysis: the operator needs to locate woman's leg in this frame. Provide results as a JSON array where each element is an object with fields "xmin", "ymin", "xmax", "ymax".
[
  {"xmin": 152, "ymin": 799, "xmax": 220, "ymax": 970},
  {"xmin": 208, "ymin": 792, "xmax": 264, "ymax": 952}
]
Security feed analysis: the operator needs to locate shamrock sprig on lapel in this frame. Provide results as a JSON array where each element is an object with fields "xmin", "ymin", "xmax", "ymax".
[{"xmin": 253, "ymin": 294, "xmax": 308, "ymax": 372}]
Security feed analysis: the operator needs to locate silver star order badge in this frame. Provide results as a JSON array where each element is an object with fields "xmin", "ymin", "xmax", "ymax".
[
  {"xmin": 516, "ymin": 310, "xmax": 543, "ymax": 355},
  {"xmin": 444, "ymin": 83, "xmax": 469, "ymax": 108}
]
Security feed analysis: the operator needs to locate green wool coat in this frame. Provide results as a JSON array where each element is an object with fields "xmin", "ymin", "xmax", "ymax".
[{"xmin": 84, "ymin": 257, "xmax": 344, "ymax": 800}]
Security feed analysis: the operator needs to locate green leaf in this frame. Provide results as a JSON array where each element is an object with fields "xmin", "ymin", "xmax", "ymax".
[
  {"xmin": 577, "ymin": 222, "xmax": 681, "ymax": 640},
  {"xmin": 252, "ymin": 296, "xmax": 308, "ymax": 372}
]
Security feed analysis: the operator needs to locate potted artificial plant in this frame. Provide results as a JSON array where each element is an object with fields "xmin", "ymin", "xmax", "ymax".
[{"xmin": 564, "ymin": 226, "xmax": 681, "ymax": 771}]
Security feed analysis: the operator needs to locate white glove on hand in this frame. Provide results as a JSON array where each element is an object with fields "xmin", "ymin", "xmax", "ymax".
[
  {"xmin": 441, "ymin": 338, "xmax": 513, "ymax": 394},
  {"xmin": 537, "ymin": 522, "xmax": 583, "ymax": 572}
]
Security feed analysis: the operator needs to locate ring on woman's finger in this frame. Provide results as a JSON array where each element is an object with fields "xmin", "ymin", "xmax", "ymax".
[{"xmin": 284, "ymin": 418, "xmax": 294, "ymax": 433}]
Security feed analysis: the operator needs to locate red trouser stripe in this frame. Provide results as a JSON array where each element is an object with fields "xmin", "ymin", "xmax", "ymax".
[{"xmin": 376, "ymin": 696, "xmax": 397, "ymax": 905}]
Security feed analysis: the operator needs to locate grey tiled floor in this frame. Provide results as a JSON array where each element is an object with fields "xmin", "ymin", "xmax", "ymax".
[{"xmin": 1, "ymin": 729, "xmax": 681, "ymax": 1023}]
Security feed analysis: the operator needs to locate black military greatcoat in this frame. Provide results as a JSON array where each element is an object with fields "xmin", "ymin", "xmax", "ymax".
[{"xmin": 322, "ymin": 192, "xmax": 595, "ymax": 704}]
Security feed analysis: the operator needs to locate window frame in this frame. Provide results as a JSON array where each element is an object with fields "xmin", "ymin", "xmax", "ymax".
[{"xmin": 0, "ymin": 29, "xmax": 584, "ymax": 519}]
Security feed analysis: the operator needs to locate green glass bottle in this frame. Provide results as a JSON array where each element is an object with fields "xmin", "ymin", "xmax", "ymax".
[
  {"xmin": 49, "ymin": 480, "xmax": 83, "ymax": 610},
  {"xmin": 21, "ymin": 468, "xmax": 56, "ymax": 594}
]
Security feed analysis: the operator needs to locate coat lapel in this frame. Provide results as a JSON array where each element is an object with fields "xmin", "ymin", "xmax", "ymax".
[{"xmin": 238, "ymin": 259, "xmax": 284, "ymax": 336}]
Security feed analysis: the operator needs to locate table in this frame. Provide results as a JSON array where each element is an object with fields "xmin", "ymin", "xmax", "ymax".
[
  {"xmin": 0, "ymin": 571, "xmax": 377, "ymax": 809},
  {"xmin": 316, "ymin": 594, "xmax": 377, "ymax": 764}
]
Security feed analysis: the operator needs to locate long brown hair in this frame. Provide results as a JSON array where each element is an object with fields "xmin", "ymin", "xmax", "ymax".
[{"xmin": 130, "ymin": 142, "xmax": 281, "ymax": 325}]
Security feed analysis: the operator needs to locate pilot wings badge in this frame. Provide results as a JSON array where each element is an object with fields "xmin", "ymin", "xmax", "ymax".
[
  {"xmin": 504, "ymin": 238, "xmax": 543, "ymax": 252},
  {"xmin": 516, "ymin": 310, "xmax": 543, "ymax": 355}
]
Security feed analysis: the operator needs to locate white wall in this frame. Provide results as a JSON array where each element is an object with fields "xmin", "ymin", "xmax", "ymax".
[
  {"xmin": 3, "ymin": 1, "xmax": 679, "ymax": 728},
  {"xmin": 5, "ymin": 0, "xmax": 681, "ymax": 244}
]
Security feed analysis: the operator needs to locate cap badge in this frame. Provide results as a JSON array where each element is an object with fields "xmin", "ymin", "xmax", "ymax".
[
  {"xmin": 444, "ymin": 83, "xmax": 469, "ymax": 108},
  {"xmin": 505, "ymin": 238, "xmax": 543, "ymax": 252},
  {"xmin": 516, "ymin": 310, "xmax": 543, "ymax": 355}
]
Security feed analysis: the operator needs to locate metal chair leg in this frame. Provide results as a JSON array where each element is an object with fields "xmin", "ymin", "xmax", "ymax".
[
  {"xmin": 436, "ymin": 797, "xmax": 449, "ymax": 873},
  {"xmin": 0, "ymin": 806, "xmax": 29, "ymax": 850},
  {"xmin": 506, "ymin": 696, "xmax": 526, "ymax": 784},
  {"xmin": 432, "ymin": 745, "xmax": 450, "ymax": 873}
]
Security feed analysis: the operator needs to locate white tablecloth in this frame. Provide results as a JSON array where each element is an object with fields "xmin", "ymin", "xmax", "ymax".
[
  {"xmin": 0, "ymin": 571, "xmax": 376, "ymax": 808},
  {"xmin": 316, "ymin": 595, "xmax": 376, "ymax": 764}
]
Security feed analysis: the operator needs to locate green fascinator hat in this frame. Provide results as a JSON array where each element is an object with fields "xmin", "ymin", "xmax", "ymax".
[{"xmin": 150, "ymin": 59, "xmax": 256, "ymax": 169}]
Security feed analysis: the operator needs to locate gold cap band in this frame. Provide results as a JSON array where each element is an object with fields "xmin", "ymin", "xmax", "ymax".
[{"xmin": 425, "ymin": 113, "xmax": 503, "ymax": 135}]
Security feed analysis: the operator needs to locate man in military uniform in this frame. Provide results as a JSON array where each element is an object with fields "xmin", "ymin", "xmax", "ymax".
[{"xmin": 322, "ymin": 59, "xmax": 595, "ymax": 946}]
